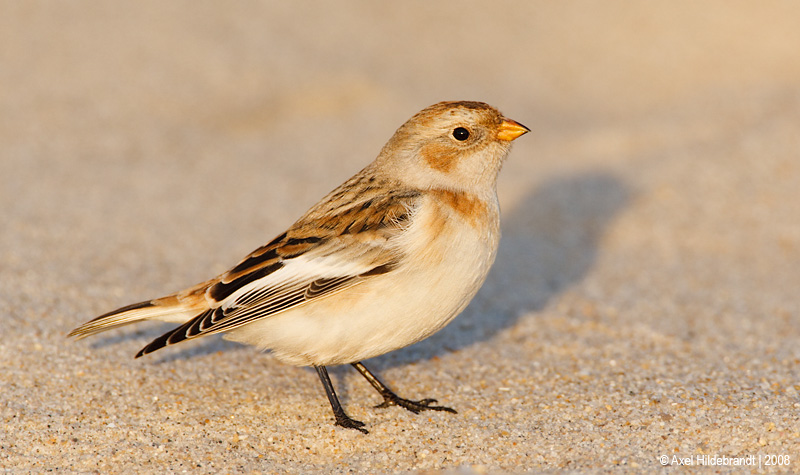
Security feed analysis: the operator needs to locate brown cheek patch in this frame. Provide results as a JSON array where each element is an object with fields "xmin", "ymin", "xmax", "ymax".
[
  {"xmin": 420, "ymin": 142, "xmax": 460, "ymax": 173},
  {"xmin": 431, "ymin": 189, "xmax": 488, "ymax": 228}
]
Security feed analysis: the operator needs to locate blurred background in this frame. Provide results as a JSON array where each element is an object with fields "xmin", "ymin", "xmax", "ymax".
[
  {"xmin": 3, "ymin": 1, "xmax": 798, "ymax": 307},
  {"xmin": 2, "ymin": 1, "xmax": 798, "ymax": 472}
]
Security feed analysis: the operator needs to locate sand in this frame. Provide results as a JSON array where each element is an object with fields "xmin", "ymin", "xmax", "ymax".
[{"xmin": 2, "ymin": 2, "xmax": 799, "ymax": 473}]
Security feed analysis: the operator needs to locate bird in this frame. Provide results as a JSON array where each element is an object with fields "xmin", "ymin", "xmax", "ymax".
[{"xmin": 68, "ymin": 100, "xmax": 529, "ymax": 433}]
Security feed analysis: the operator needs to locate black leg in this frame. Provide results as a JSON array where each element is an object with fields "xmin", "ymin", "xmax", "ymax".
[
  {"xmin": 351, "ymin": 362, "xmax": 457, "ymax": 414},
  {"xmin": 314, "ymin": 365, "xmax": 368, "ymax": 434}
]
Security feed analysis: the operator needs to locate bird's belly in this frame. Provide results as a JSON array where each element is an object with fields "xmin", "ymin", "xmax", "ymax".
[{"xmin": 225, "ymin": 211, "xmax": 499, "ymax": 366}]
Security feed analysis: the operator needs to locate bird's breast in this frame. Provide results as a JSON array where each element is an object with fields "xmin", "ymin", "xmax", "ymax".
[{"xmin": 401, "ymin": 189, "xmax": 500, "ymax": 269}]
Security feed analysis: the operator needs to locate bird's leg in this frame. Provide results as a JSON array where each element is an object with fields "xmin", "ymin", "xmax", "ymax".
[
  {"xmin": 351, "ymin": 362, "xmax": 457, "ymax": 414},
  {"xmin": 314, "ymin": 365, "xmax": 368, "ymax": 434}
]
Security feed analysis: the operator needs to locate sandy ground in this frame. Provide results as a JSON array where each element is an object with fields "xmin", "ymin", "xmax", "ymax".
[{"xmin": 2, "ymin": 1, "xmax": 799, "ymax": 473}]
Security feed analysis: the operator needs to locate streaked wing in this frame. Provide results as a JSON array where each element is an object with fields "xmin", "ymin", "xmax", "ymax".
[
  {"xmin": 136, "ymin": 254, "xmax": 392, "ymax": 357},
  {"xmin": 214, "ymin": 239, "xmax": 398, "ymax": 333},
  {"xmin": 136, "ymin": 176, "xmax": 420, "ymax": 357}
]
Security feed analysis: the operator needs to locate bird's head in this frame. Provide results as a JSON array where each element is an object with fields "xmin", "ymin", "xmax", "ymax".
[{"xmin": 376, "ymin": 101, "xmax": 529, "ymax": 194}]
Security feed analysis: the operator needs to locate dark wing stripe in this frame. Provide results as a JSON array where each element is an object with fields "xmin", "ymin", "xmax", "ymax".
[
  {"xmin": 134, "ymin": 308, "xmax": 216, "ymax": 358},
  {"xmin": 219, "ymin": 287, "xmax": 309, "ymax": 324},
  {"xmin": 197, "ymin": 306, "xmax": 225, "ymax": 332},
  {"xmin": 209, "ymin": 261, "xmax": 283, "ymax": 302},
  {"xmin": 210, "ymin": 276, "xmax": 363, "ymax": 333},
  {"xmin": 209, "ymin": 293, "xmax": 307, "ymax": 333},
  {"xmin": 227, "ymin": 232, "xmax": 287, "ymax": 275},
  {"xmin": 170, "ymin": 289, "xmax": 308, "ymax": 339},
  {"xmin": 174, "ymin": 315, "xmax": 204, "ymax": 344},
  {"xmin": 285, "ymin": 236, "xmax": 323, "ymax": 246},
  {"xmin": 228, "ymin": 247, "xmax": 280, "ymax": 276}
]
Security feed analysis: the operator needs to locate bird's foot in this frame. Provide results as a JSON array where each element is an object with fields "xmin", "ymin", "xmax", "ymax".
[
  {"xmin": 334, "ymin": 414, "xmax": 369, "ymax": 434},
  {"xmin": 376, "ymin": 393, "xmax": 457, "ymax": 414}
]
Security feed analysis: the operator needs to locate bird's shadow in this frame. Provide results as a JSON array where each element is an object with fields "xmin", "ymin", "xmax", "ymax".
[
  {"xmin": 365, "ymin": 168, "xmax": 632, "ymax": 372},
  {"xmin": 84, "ymin": 169, "xmax": 631, "ymax": 388},
  {"xmin": 84, "ymin": 324, "xmax": 245, "ymax": 362}
]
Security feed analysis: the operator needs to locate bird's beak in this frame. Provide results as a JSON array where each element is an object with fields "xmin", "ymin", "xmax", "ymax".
[{"xmin": 497, "ymin": 118, "xmax": 530, "ymax": 141}]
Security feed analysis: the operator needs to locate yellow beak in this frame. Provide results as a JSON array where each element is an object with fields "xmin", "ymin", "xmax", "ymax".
[{"xmin": 497, "ymin": 118, "xmax": 530, "ymax": 141}]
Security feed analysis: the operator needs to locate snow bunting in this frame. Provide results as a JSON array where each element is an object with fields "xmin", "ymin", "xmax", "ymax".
[{"xmin": 69, "ymin": 101, "xmax": 529, "ymax": 433}]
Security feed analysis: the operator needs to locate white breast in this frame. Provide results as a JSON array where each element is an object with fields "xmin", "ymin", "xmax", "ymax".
[{"xmin": 224, "ymin": 192, "xmax": 501, "ymax": 366}]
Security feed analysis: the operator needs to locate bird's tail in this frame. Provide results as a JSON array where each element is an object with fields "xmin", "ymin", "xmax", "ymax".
[{"xmin": 68, "ymin": 282, "xmax": 212, "ymax": 339}]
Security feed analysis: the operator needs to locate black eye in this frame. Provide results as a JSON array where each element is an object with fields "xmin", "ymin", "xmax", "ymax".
[{"xmin": 453, "ymin": 127, "xmax": 470, "ymax": 141}]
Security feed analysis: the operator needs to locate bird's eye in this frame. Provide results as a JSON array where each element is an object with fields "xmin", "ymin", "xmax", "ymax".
[{"xmin": 452, "ymin": 127, "xmax": 470, "ymax": 141}]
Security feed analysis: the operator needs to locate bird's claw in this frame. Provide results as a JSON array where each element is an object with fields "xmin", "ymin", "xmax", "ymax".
[
  {"xmin": 334, "ymin": 415, "xmax": 369, "ymax": 434},
  {"xmin": 376, "ymin": 394, "xmax": 457, "ymax": 414}
]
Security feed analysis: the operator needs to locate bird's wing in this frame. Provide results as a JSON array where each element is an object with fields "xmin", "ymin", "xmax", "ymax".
[{"xmin": 136, "ymin": 184, "xmax": 419, "ymax": 357}]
